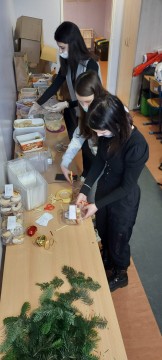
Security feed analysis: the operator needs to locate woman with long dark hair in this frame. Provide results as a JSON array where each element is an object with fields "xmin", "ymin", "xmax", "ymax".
[
  {"xmin": 29, "ymin": 22, "xmax": 101, "ymax": 174},
  {"xmin": 61, "ymin": 70, "xmax": 108, "ymax": 181},
  {"xmin": 76, "ymin": 94, "xmax": 149, "ymax": 292}
]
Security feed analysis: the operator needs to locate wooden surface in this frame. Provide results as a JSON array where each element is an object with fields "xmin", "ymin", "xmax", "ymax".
[
  {"xmin": 144, "ymin": 75, "xmax": 154, "ymax": 82},
  {"xmin": 0, "ymin": 123, "xmax": 128, "ymax": 359}
]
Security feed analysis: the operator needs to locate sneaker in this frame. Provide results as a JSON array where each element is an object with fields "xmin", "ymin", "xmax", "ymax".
[{"xmin": 108, "ymin": 270, "xmax": 128, "ymax": 292}]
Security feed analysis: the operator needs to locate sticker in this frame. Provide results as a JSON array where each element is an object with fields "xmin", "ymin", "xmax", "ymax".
[
  {"xmin": 7, "ymin": 216, "xmax": 16, "ymax": 230},
  {"xmin": 5, "ymin": 184, "xmax": 13, "ymax": 198},
  {"xmin": 68, "ymin": 205, "xmax": 77, "ymax": 220}
]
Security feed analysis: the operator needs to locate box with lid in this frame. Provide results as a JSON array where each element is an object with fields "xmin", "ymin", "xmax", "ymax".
[{"xmin": 7, "ymin": 159, "xmax": 48, "ymax": 210}]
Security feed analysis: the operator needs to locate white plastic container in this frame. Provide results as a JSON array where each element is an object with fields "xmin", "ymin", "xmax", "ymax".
[
  {"xmin": 13, "ymin": 127, "xmax": 46, "ymax": 144},
  {"xmin": 7, "ymin": 159, "xmax": 48, "ymax": 210},
  {"xmin": 22, "ymin": 150, "xmax": 51, "ymax": 173},
  {"xmin": 16, "ymin": 132, "xmax": 43, "ymax": 152},
  {"xmin": 20, "ymin": 88, "xmax": 37, "ymax": 98},
  {"xmin": 14, "ymin": 118, "xmax": 45, "ymax": 131},
  {"xmin": 33, "ymin": 79, "xmax": 48, "ymax": 88}
]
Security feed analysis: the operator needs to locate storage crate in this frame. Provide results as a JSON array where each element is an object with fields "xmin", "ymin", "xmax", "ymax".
[
  {"xmin": 80, "ymin": 28, "xmax": 93, "ymax": 49},
  {"xmin": 94, "ymin": 38, "xmax": 109, "ymax": 61},
  {"xmin": 7, "ymin": 158, "xmax": 48, "ymax": 210}
]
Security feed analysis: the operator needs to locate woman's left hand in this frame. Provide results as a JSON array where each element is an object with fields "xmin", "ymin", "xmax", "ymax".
[{"xmin": 82, "ymin": 203, "xmax": 98, "ymax": 219}]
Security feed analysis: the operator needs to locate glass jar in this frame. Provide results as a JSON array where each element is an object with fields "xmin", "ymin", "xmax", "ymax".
[{"xmin": 44, "ymin": 112, "xmax": 63, "ymax": 132}]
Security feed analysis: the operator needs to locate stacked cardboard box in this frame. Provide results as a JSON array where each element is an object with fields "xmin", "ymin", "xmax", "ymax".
[{"xmin": 15, "ymin": 16, "xmax": 42, "ymax": 64}]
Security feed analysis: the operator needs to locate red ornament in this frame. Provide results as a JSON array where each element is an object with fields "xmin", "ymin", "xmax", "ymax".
[
  {"xmin": 44, "ymin": 204, "xmax": 55, "ymax": 210},
  {"xmin": 27, "ymin": 225, "xmax": 37, "ymax": 237}
]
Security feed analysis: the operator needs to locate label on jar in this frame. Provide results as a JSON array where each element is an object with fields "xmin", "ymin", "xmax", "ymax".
[
  {"xmin": 7, "ymin": 216, "xmax": 16, "ymax": 230},
  {"xmin": 68, "ymin": 205, "xmax": 77, "ymax": 220},
  {"xmin": 47, "ymin": 158, "xmax": 53, "ymax": 165},
  {"xmin": 5, "ymin": 184, "xmax": 13, "ymax": 198}
]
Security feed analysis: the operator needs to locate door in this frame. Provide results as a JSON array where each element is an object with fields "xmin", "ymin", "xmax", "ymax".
[{"xmin": 116, "ymin": 0, "xmax": 142, "ymax": 107}]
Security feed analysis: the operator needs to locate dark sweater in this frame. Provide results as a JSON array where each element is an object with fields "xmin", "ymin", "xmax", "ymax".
[
  {"xmin": 37, "ymin": 58, "xmax": 99, "ymax": 107},
  {"xmin": 81, "ymin": 127, "xmax": 149, "ymax": 209}
]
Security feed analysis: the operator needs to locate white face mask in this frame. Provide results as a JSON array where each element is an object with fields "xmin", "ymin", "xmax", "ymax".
[
  {"xmin": 80, "ymin": 104, "xmax": 89, "ymax": 112},
  {"xmin": 60, "ymin": 51, "xmax": 68, "ymax": 59},
  {"xmin": 97, "ymin": 131, "xmax": 113, "ymax": 138}
]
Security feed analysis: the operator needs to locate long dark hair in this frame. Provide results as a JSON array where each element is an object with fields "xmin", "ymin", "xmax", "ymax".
[
  {"xmin": 75, "ymin": 70, "xmax": 109, "ymax": 139},
  {"xmin": 54, "ymin": 21, "xmax": 97, "ymax": 79},
  {"xmin": 87, "ymin": 94, "xmax": 133, "ymax": 154}
]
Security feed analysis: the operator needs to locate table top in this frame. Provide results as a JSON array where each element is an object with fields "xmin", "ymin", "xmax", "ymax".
[{"xmin": 0, "ymin": 121, "xmax": 128, "ymax": 359}]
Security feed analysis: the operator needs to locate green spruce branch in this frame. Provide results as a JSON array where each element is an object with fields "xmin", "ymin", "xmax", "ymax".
[{"xmin": 0, "ymin": 266, "xmax": 107, "ymax": 360}]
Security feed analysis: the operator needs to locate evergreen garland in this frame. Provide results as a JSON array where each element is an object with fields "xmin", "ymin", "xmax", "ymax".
[{"xmin": 0, "ymin": 266, "xmax": 107, "ymax": 360}]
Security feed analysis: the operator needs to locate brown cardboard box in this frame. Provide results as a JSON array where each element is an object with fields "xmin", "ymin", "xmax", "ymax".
[
  {"xmin": 29, "ymin": 59, "xmax": 52, "ymax": 74},
  {"xmin": 15, "ymin": 16, "xmax": 42, "ymax": 42},
  {"xmin": 40, "ymin": 45, "xmax": 57, "ymax": 63},
  {"xmin": 20, "ymin": 39, "xmax": 41, "ymax": 64}
]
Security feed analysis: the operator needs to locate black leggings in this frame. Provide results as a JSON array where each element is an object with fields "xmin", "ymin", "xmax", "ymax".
[{"xmin": 96, "ymin": 185, "xmax": 140, "ymax": 270}]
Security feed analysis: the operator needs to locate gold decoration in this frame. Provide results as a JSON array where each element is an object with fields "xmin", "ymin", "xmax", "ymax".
[{"xmin": 33, "ymin": 235, "xmax": 54, "ymax": 250}]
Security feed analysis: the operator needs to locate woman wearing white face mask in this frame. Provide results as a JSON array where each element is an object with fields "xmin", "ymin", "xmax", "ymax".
[
  {"xmin": 76, "ymin": 94, "xmax": 149, "ymax": 292},
  {"xmin": 28, "ymin": 22, "xmax": 101, "ymax": 174},
  {"xmin": 60, "ymin": 70, "xmax": 109, "ymax": 183}
]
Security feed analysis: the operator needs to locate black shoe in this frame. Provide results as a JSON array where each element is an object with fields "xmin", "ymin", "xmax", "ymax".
[
  {"xmin": 108, "ymin": 270, "xmax": 128, "ymax": 292},
  {"xmin": 105, "ymin": 267, "xmax": 116, "ymax": 280}
]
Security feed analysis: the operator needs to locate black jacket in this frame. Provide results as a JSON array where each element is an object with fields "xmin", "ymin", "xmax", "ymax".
[{"xmin": 81, "ymin": 127, "xmax": 149, "ymax": 209}]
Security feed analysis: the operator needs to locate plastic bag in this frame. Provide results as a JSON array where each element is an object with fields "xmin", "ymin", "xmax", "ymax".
[{"xmin": 14, "ymin": 52, "xmax": 30, "ymax": 90}]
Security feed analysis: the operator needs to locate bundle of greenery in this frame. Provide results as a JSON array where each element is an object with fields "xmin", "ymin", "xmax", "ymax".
[{"xmin": 0, "ymin": 266, "xmax": 107, "ymax": 360}]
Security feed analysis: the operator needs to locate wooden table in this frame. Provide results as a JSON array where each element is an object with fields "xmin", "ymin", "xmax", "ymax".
[{"xmin": 0, "ymin": 122, "xmax": 128, "ymax": 359}]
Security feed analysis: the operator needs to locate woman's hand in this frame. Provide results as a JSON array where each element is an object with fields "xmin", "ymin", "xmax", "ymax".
[
  {"xmin": 76, "ymin": 193, "xmax": 87, "ymax": 206},
  {"xmin": 49, "ymin": 101, "xmax": 68, "ymax": 112},
  {"xmin": 61, "ymin": 165, "xmax": 73, "ymax": 183},
  {"xmin": 81, "ymin": 203, "xmax": 98, "ymax": 219}
]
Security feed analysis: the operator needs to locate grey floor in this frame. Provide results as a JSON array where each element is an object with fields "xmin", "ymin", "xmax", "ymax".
[{"xmin": 131, "ymin": 166, "xmax": 162, "ymax": 333}]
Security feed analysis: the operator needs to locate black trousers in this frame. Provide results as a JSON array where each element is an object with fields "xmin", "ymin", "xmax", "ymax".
[
  {"xmin": 95, "ymin": 183, "xmax": 141, "ymax": 270},
  {"xmin": 64, "ymin": 107, "xmax": 95, "ymax": 176}
]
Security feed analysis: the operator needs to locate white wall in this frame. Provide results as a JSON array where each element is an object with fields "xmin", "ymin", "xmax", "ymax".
[
  {"xmin": 0, "ymin": 0, "xmax": 17, "ymax": 272},
  {"xmin": 63, "ymin": 0, "xmax": 111, "ymax": 39},
  {"xmin": 0, "ymin": 0, "xmax": 17, "ymax": 162},
  {"xmin": 0, "ymin": 3, "xmax": 16, "ymax": 279},
  {"xmin": 104, "ymin": 0, "xmax": 113, "ymax": 40},
  {"xmin": 107, "ymin": 0, "xmax": 124, "ymax": 94}
]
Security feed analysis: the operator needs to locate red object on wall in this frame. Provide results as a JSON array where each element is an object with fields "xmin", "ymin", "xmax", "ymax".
[{"xmin": 133, "ymin": 53, "xmax": 162, "ymax": 77}]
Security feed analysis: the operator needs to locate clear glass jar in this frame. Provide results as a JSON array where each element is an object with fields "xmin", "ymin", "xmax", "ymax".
[{"xmin": 44, "ymin": 112, "xmax": 63, "ymax": 132}]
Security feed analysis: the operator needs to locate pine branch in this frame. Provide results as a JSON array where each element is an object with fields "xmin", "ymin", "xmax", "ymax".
[
  {"xmin": 0, "ymin": 266, "xmax": 107, "ymax": 360},
  {"xmin": 62, "ymin": 266, "xmax": 101, "ymax": 291}
]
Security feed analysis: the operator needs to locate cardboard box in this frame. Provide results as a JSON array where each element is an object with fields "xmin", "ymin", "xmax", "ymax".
[
  {"xmin": 40, "ymin": 45, "xmax": 57, "ymax": 63},
  {"xmin": 15, "ymin": 16, "xmax": 42, "ymax": 42},
  {"xmin": 20, "ymin": 39, "xmax": 41, "ymax": 64}
]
